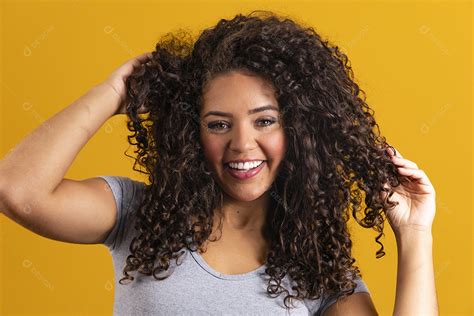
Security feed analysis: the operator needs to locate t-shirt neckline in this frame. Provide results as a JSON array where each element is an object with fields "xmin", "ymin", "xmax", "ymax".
[{"xmin": 189, "ymin": 249, "xmax": 267, "ymax": 280}]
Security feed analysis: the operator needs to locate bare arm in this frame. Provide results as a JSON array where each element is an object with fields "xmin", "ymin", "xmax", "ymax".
[
  {"xmin": 0, "ymin": 52, "xmax": 152, "ymax": 244},
  {"xmin": 393, "ymin": 228, "xmax": 438, "ymax": 315},
  {"xmin": 325, "ymin": 146, "xmax": 438, "ymax": 316},
  {"xmin": 323, "ymin": 228, "xmax": 438, "ymax": 315},
  {"xmin": 0, "ymin": 83, "xmax": 119, "ymax": 201}
]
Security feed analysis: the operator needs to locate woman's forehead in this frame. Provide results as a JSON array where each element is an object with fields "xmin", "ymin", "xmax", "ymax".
[
  {"xmin": 202, "ymin": 73, "xmax": 276, "ymax": 105},
  {"xmin": 203, "ymin": 70, "xmax": 276, "ymax": 94}
]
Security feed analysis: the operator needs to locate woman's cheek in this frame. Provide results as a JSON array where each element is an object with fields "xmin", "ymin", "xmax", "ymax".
[
  {"xmin": 266, "ymin": 132, "xmax": 287, "ymax": 160},
  {"xmin": 201, "ymin": 135, "xmax": 223, "ymax": 167}
]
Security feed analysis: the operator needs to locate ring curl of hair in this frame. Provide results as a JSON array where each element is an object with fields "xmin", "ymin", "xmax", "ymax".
[{"xmin": 119, "ymin": 9, "xmax": 407, "ymax": 311}]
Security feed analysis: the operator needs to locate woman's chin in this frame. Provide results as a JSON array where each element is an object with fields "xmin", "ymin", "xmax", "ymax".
[{"xmin": 221, "ymin": 187, "xmax": 267, "ymax": 202}]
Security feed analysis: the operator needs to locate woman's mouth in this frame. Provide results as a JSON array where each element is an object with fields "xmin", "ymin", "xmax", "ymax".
[{"xmin": 223, "ymin": 160, "xmax": 266, "ymax": 180}]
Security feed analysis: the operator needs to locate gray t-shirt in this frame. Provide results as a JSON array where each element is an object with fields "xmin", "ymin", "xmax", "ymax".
[{"xmin": 98, "ymin": 175, "xmax": 370, "ymax": 315}]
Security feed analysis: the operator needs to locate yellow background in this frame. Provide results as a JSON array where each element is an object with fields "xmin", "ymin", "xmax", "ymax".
[{"xmin": 1, "ymin": 0, "xmax": 472, "ymax": 315}]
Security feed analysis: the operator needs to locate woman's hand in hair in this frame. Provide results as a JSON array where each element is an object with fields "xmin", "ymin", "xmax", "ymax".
[
  {"xmin": 103, "ymin": 52, "xmax": 153, "ymax": 115},
  {"xmin": 381, "ymin": 146, "xmax": 436, "ymax": 238}
]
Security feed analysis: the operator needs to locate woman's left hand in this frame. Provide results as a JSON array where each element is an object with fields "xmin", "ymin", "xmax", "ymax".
[{"xmin": 380, "ymin": 147, "xmax": 436, "ymax": 237}]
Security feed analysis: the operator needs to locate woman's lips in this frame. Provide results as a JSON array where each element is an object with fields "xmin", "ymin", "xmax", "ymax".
[{"xmin": 224, "ymin": 161, "xmax": 266, "ymax": 180}]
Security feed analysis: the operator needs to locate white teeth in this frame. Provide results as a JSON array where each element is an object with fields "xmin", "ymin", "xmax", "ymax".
[{"xmin": 228, "ymin": 160, "xmax": 264, "ymax": 170}]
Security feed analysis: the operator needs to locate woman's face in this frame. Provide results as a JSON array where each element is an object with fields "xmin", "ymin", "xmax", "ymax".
[{"xmin": 199, "ymin": 70, "xmax": 287, "ymax": 202}]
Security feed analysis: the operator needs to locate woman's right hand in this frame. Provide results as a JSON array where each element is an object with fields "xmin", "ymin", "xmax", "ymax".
[{"xmin": 102, "ymin": 52, "xmax": 153, "ymax": 115}]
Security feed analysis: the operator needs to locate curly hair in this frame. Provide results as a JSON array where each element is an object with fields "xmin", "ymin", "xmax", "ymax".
[{"xmin": 119, "ymin": 10, "xmax": 407, "ymax": 310}]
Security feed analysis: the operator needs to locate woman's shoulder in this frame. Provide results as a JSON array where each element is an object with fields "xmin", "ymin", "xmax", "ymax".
[{"xmin": 97, "ymin": 175, "xmax": 147, "ymax": 251}]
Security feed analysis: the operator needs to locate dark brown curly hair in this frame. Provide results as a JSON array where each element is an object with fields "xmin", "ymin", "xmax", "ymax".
[{"xmin": 119, "ymin": 10, "xmax": 407, "ymax": 311}]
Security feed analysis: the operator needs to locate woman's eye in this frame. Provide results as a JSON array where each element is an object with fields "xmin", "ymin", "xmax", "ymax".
[
  {"xmin": 208, "ymin": 121, "xmax": 229, "ymax": 130},
  {"xmin": 258, "ymin": 119, "xmax": 276, "ymax": 127},
  {"xmin": 207, "ymin": 119, "xmax": 276, "ymax": 131}
]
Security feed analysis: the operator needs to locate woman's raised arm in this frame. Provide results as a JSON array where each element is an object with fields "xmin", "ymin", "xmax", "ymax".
[
  {"xmin": 0, "ymin": 53, "xmax": 151, "ymax": 244},
  {"xmin": 383, "ymin": 147, "xmax": 438, "ymax": 315}
]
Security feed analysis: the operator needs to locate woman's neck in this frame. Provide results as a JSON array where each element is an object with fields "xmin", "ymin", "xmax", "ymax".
[{"xmin": 218, "ymin": 190, "xmax": 270, "ymax": 232}]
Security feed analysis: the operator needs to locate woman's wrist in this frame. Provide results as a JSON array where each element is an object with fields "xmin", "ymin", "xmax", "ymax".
[
  {"xmin": 393, "ymin": 226, "xmax": 436, "ymax": 315},
  {"xmin": 394, "ymin": 224, "xmax": 432, "ymax": 240},
  {"xmin": 394, "ymin": 226, "xmax": 433, "ymax": 252},
  {"xmin": 92, "ymin": 81, "xmax": 124, "ymax": 117}
]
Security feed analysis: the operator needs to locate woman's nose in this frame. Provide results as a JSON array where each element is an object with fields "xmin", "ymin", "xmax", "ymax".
[{"xmin": 228, "ymin": 124, "xmax": 257, "ymax": 153}]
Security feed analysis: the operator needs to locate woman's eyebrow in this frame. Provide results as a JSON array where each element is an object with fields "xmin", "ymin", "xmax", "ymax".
[{"xmin": 203, "ymin": 105, "xmax": 279, "ymax": 118}]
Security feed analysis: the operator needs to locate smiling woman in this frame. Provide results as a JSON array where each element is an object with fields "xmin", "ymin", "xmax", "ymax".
[
  {"xmin": 118, "ymin": 9, "xmax": 410, "ymax": 314},
  {"xmin": 0, "ymin": 8, "xmax": 437, "ymax": 316},
  {"xmin": 200, "ymin": 71, "xmax": 287, "ymax": 206}
]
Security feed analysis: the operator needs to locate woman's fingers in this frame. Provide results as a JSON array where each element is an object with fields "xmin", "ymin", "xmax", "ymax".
[
  {"xmin": 114, "ymin": 52, "xmax": 152, "ymax": 77},
  {"xmin": 386, "ymin": 145, "xmax": 404, "ymax": 158},
  {"xmin": 396, "ymin": 167, "xmax": 434, "ymax": 191},
  {"xmin": 391, "ymin": 155, "xmax": 419, "ymax": 169},
  {"xmin": 130, "ymin": 52, "xmax": 153, "ymax": 67},
  {"xmin": 396, "ymin": 167, "xmax": 425, "ymax": 180},
  {"xmin": 386, "ymin": 145, "xmax": 419, "ymax": 169}
]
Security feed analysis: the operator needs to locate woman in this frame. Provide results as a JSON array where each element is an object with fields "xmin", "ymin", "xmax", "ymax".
[{"xmin": 0, "ymin": 10, "xmax": 438, "ymax": 315}]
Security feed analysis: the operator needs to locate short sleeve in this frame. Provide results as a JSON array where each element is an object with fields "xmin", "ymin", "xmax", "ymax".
[
  {"xmin": 316, "ymin": 276, "xmax": 371, "ymax": 315},
  {"xmin": 97, "ymin": 175, "xmax": 146, "ymax": 252}
]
